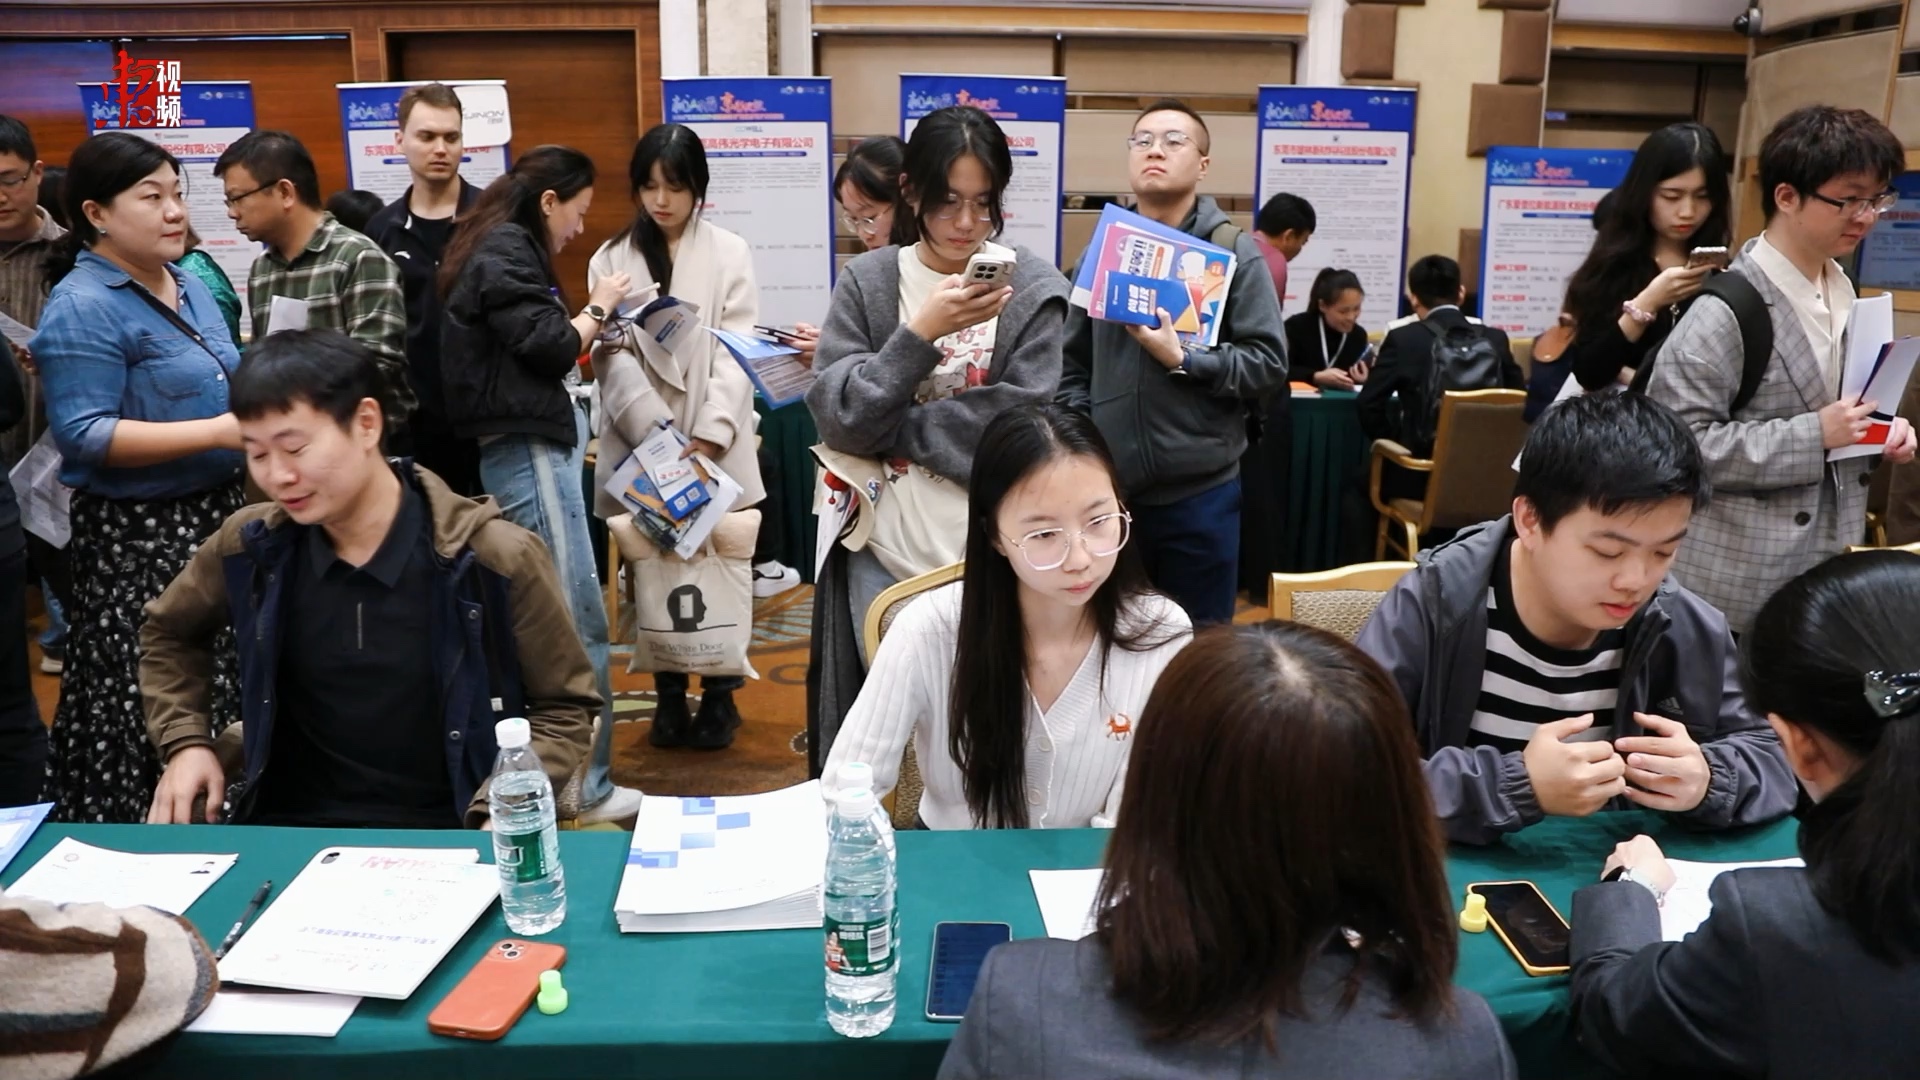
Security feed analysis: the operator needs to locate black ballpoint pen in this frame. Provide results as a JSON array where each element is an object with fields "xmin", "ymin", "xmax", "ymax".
[{"xmin": 214, "ymin": 881, "xmax": 273, "ymax": 960}]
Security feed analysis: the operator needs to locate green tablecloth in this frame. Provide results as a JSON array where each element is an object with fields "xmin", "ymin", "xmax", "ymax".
[
  {"xmin": 4, "ymin": 813, "xmax": 1797, "ymax": 1079},
  {"xmin": 1282, "ymin": 389, "xmax": 1372, "ymax": 572},
  {"xmin": 755, "ymin": 398, "xmax": 819, "ymax": 584}
]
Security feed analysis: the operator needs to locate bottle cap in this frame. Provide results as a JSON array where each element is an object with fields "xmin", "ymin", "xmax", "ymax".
[
  {"xmin": 836, "ymin": 762, "xmax": 874, "ymax": 795},
  {"xmin": 1459, "ymin": 892, "xmax": 1488, "ymax": 934},
  {"xmin": 495, "ymin": 717, "xmax": 532, "ymax": 750},
  {"xmin": 536, "ymin": 968, "xmax": 569, "ymax": 1015},
  {"xmin": 837, "ymin": 787, "xmax": 877, "ymax": 818}
]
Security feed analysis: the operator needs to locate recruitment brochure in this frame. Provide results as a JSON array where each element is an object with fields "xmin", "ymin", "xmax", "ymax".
[
  {"xmin": 614, "ymin": 781, "xmax": 827, "ymax": 933},
  {"xmin": 1069, "ymin": 203, "xmax": 1237, "ymax": 348},
  {"xmin": 709, "ymin": 326, "xmax": 814, "ymax": 408},
  {"xmin": 604, "ymin": 426, "xmax": 744, "ymax": 560}
]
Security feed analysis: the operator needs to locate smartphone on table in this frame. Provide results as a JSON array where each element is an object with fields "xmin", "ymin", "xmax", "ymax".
[
  {"xmin": 963, "ymin": 252, "xmax": 1017, "ymax": 289},
  {"xmin": 1465, "ymin": 881, "xmax": 1570, "ymax": 977},
  {"xmin": 925, "ymin": 921, "xmax": 1012, "ymax": 1021},
  {"xmin": 1686, "ymin": 246, "xmax": 1731, "ymax": 272},
  {"xmin": 427, "ymin": 939, "xmax": 568, "ymax": 1040}
]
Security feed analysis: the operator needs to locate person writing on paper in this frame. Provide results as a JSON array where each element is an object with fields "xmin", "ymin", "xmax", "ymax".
[
  {"xmin": 1571, "ymin": 550, "xmax": 1920, "ymax": 1079},
  {"xmin": 1284, "ymin": 267, "xmax": 1370, "ymax": 389},
  {"xmin": 141, "ymin": 330, "xmax": 595, "ymax": 829},
  {"xmin": 787, "ymin": 135, "xmax": 906, "ymax": 364},
  {"xmin": 1644, "ymin": 106, "xmax": 1914, "ymax": 636},
  {"xmin": 438, "ymin": 146, "xmax": 640, "ymax": 825},
  {"xmin": 588, "ymin": 124, "xmax": 764, "ymax": 749},
  {"xmin": 0, "ymin": 891, "xmax": 219, "ymax": 1076},
  {"xmin": 1355, "ymin": 392, "xmax": 1796, "ymax": 845},
  {"xmin": 824, "ymin": 404, "xmax": 1189, "ymax": 829},
  {"xmin": 938, "ymin": 621, "xmax": 1514, "ymax": 1079},
  {"xmin": 30, "ymin": 133, "xmax": 246, "ymax": 824}
]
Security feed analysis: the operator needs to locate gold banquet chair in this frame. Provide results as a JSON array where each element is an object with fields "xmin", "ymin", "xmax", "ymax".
[
  {"xmin": 862, "ymin": 562, "xmax": 966, "ymax": 830},
  {"xmin": 1370, "ymin": 389, "xmax": 1529, "ymax": 560},
  {"xmin": 1269, "ymin": 561, "xmax": 1417, "ymax": 642}
]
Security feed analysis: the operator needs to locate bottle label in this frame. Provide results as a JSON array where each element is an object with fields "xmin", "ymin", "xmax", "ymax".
[
  {"xmin": 824, "ymin": 910, "xmax": 895, "ymax": 976},
  {"xmin": 498, "ymin": 828, "xmax": 553, "ymax": 884}
]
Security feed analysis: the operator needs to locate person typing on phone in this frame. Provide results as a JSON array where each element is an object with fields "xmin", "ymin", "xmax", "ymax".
[
  {"xmin": 1355, "ymin": 392, "xmax": 1795, "ymax": 845},
  {"xmin": 1283, "ymin": 267, "xmax": 1370, "ymax": 389}
]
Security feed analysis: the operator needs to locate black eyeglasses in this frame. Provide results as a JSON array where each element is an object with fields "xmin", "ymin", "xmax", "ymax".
[
  {"xmin": 222, "ymin": 181, "xmax": 277, "ymax": 209},
  {"xmin": 1805, "ymin": 189, "xmax": 1898, "ymax": 220}
]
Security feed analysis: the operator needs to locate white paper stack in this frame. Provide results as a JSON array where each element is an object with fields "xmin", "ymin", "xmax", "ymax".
[{"xmin": 615, "ymin": 780, "xmax": 828, "ymax": 933}]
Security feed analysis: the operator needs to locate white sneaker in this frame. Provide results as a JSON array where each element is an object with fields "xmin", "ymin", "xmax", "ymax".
[
  {"xmin": 752, "ymin": 561, "xmax": 801, "ymax": 598},
  {"xmin": 578, "ymin": 784, "xmax": 644, "ymax": 825},
  {"xmin": 38, "ymin": 654, "xmax": 62, "ymax": 676}
]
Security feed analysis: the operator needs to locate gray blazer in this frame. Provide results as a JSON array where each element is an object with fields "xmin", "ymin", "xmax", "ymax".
[
  {"xmin": 1643, "ymin": 240, "xmax": 1873, "ymax": 634},
  {"xmin": 1571, "ymin": 868, "xmax": 1920, "ymax": 1078},
  {"xmin": 937, "ymin": 938, "xmax": 1516, "ymax": 1080}
]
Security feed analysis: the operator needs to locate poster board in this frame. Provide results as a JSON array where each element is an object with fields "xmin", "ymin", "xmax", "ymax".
[
  {"xmin": 337, "ymin": 81, "xmax": 511, "ymax": 205},
  {"xmin": 1479, "ymin": 146, "xmax": 1634, "ymax": 337},
  {"xmin": 901, "ymin": 74, "xmax": 1066, "ymax": 267}
]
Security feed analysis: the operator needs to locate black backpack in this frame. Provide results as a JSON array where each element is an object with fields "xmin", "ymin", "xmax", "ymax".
[
  {"xmin": 1627, "ymin": 270, "xmax": 1774, "ymax": 414},
  {"xmin": 1407, "ymin": 318, "xmax": 1504, "ymax": 456}
]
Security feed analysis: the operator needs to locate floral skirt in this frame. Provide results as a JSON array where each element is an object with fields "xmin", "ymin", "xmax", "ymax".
[{"xmin": 43, "ymin": 481, "xmax": 245, "ymax": 823}]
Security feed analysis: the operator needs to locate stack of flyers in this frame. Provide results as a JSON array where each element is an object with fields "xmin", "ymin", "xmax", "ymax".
[
  {"xmin": 604, "ymin": 427, "xmax": 743, "ymax": 560},
  {"xmin": 710, "ymin": 327, "xmax": 814, "ymax": 408},
  {"xmin": 1069, "ymin": 203, "xmax": 1237, "ymax": 348}
]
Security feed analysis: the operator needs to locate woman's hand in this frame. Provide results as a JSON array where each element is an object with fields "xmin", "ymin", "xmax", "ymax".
[
  {"xmin": 1349, "ymin": 359, "xmax": 1370, "ymax": 385},
  {"xmin": 789, "ymin": 323, "xmax": 821, "ymax": 367},
  {"xmin": 681, "ymin": 437, "xmax": 724, "ymax": 462},
  {"xmin": 1312, "ymin": 367, "xmax": 1356, "ymax": 391},
  {"xmin": 907, "ymin": 276, "xmax": 1012, "ymax": 344},
  {"xmin": 1601, "ymin": 834, "xmax": 1675, "ymax": 895},
  {"xmin": 588, "ymin": 271, "xmax": 634, "ymax": 314},
  {"xmin": 1635, "ymin": 264, "xmax": 1713, "ymax": 313}
]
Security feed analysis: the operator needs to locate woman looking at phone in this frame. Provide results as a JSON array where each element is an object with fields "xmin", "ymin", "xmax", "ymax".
[
  {"xmin": 1284, "ymin": 267, "xmax": 1370, "ymax": 390},
  {"xmin": 787, "ymin": 136, "xmax": 905, "ymax": 362}
]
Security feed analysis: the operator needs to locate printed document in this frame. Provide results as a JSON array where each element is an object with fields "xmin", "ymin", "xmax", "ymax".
[
  {"xmin": 1660, "ymin": 857, "xmax": 1804, "ymax": 941},
  {"xmin": 8, "ymin": 838, "xmax": 236, "ymax": 915}
]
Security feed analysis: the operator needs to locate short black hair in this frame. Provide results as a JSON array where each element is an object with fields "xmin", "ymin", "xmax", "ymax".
[
  {"xmin": 1406, "ymin": 255, "xmax": 1462, "ymax": 310},
  {"xmin": 1517, "ymin": 391, "xmax": 1709, "ymax": 532},
  {"xmin": 325, "ymin": 189, "xmax": 386, "ymax": 235},
  {"xmin": 0, "ymin": 115, "xmax": 34, "ymax": 164},
  {"xmin": 214, "ymin": 130, "xmax": 322, "ymax": 209},
  {"xmin": 1759, "ymin": 105, "xmax": 1905, "ymax": 219},
  {"xmin": 1133, "ymin": 98, "xmax": 1211, "ymax": 155},
  {"xmin": 231, "ymin": 329, "xmax": 388, "ymax": 432},
  {"xmin": 1256, "ymin": 192, "xmax": 1316, "ymax": 237}
]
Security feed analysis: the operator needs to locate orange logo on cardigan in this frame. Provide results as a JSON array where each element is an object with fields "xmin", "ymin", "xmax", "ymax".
[{"xmin": 1106, "ymin": 713, "xmax": 1133, "ymax": 740}]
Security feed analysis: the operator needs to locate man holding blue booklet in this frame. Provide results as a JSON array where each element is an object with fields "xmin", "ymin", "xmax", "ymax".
[{"xmin": 1057, "ymin": 98, "xmax": 1288, "ymax": 626}]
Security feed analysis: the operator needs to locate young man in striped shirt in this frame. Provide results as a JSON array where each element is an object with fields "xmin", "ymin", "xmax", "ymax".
[{"xmin": 1357, "ymin": 392, "xmax": 1796, "ymax": 844}]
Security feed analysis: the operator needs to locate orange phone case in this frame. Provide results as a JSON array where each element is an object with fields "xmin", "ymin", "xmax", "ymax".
[{"xmin": 427, "ymin": 940, "xmax": 567, "ymax": 1041}]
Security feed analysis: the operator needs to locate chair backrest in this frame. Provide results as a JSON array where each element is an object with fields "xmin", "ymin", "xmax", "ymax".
[
  {"xmin": 864, "ymin": 562, "xmax": 965, "ymax": 830},
  {"xmin": 1421, "ymin": 389, "xmax": 1528, "ymax": 530},
  {"xmin": 1269, "ymin": 561, "xmax": 1416, "ymax": 641}
]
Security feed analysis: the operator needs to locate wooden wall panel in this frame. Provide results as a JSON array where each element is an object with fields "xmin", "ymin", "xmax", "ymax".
[
  {"xmin": 816, "ymin": 34, "xmax": 1056, "ymax": 136},
  {"xmin": 394, "ymin": 30, "xmax": 641, "ymax": 297},
  {"xmin": 0, "ymin": 40, "xmax": 113, "ymax": 164}
]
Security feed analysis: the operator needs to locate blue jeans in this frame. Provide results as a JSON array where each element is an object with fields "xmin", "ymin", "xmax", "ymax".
[
  {"xmin": 479, "ymin": 406, "xmax": 618, "ymax": 808},
  {"xmin": 1132, "ymin": 476, "xmax": 1242, "ymax": 627}
]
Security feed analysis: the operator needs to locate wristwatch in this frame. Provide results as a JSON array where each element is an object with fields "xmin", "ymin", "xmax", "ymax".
[
  {"xmin": 1605, "ymin": 865, "xmax": 1667, "ymax": 905},
  {"xmin": 582, "ymin": 304, "xmax": 609, "ymax": 323}
]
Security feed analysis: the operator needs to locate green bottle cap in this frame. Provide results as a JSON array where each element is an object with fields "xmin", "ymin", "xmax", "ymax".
[{"xmin": 536, "ymin": 968, "xmax": 569, "ymax": 1015}]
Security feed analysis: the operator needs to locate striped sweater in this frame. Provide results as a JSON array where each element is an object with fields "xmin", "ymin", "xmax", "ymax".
[{"xmin": 0, "ymin": 892, "xmax": 218, "ymax": 1078}]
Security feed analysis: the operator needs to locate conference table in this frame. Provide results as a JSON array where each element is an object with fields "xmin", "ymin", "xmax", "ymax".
[{"xmin": 4, "ymin": 811, "xmax": 1798, "ymax": 1079}]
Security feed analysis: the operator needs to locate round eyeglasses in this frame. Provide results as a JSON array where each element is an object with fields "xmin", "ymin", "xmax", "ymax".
[{"xmin": 1005, "ymin": 512, "xmax": 1132, "ymax": 572}]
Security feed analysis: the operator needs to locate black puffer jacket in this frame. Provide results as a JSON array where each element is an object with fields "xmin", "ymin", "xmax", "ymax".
[{"xmin": 439, "ymin": 223, "xmax": 582, "ymax": 445}]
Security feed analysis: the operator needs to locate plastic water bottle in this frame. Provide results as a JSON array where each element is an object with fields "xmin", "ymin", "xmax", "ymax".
[
  {"xmin": 489, "ymin": 717, "xmax": 567, "ymax": 935},
  {"xmin": 824, "ymin": 784, "xmax": 897, "ymax": 1037}
]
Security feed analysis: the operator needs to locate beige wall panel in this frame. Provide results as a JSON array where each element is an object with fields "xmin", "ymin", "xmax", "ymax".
[
  {"xmin": 1062, "ymin": 38, "xmax": 1293, "ymax": 95},
  {"xmin": 1741, "ymin": 31, "xmax": 1897, "ymax": 154},
  {"xmin": 1064, "ymin": 110, "xmax": 1258, "ymax": 195},
  {"xmin": 817, "ymin": 34, "xmax": 1056, "ymax": 135}
]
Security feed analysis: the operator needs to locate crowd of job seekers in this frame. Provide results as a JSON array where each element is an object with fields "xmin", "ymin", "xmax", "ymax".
[{"xmin": 1, "ymin": 79, "xmax": 1919, "ymax": 1079}]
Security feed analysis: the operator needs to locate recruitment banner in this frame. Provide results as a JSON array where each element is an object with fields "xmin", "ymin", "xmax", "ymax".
[
  {"xmin": 337, "ymin": 81, "xmax": 511, "ymax": 206},
  {"xmin": 900, "ymin": 74, "xmax": 1066, "ymax": 266},
  {"xmin": 1479, "ymin": 147, "xmax": 1635, "ymax": 337},
  {"xmin": 78, "ymin": 81, "xmax": 258, "ymax": 314},
  {"xmin": 1255, "ymin": 86, "xmax": 1415, "ymax": 329},
  {"xmin": 1858, "ymin": 172, "xmax": 1920, "ymax": 291},
  {"xmin": 666, "ymin": 77, "xmax": 834, "ymax": 329}
]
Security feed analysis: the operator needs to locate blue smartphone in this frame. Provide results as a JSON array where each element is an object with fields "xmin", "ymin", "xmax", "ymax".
[{"xmin": 924, "ymin": 921, "xmax": 1012, "ymax": 1022}]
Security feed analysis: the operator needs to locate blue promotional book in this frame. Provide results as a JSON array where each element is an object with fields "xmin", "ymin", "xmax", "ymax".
[{"xmin": 1069, "ymin": 203, "xmax": 1236, "ymax": 347}]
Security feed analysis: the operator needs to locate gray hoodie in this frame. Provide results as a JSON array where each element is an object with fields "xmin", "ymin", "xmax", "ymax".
[
  {"xmin": 1057, "ymin": 195, "xmax": 1288, "ymax": 506},
  {"xmin": 1355, "ymin": 518, "xmax": 1798, "ymax": 846}
]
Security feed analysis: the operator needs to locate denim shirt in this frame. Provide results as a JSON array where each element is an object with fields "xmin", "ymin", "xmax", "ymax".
[{"xmin": 31, "ymin": 250, "xmax": 243, "ymax": 499}]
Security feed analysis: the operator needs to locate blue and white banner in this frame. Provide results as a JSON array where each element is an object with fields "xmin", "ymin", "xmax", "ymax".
[
  {"xmin": 1480, "ymin": 146, "xmax": 1634, "ymax": 337},
  {"xmin": 1858, "ymin": 172, "xmax": 1920, "ymax": 291},
  {"xmin": 79, "ymin": 81, "xmax": 258, "ymax": 314},
  {"xmin": 666, "ymin": 77, "xmax": 834, "ymax": 329},
  {"xmin": 1255, "ymin": 86, "xmax": 1416, "ymax": 328},
  {"xmin": 901, "ymin": 74, "xmax": 1066, "ymax": 266},
  {"xmin": 337, "ymin": 81, "xmax": 511, "ymax": 207}
]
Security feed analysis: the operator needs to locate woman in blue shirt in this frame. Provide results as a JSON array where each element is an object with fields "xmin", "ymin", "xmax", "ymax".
[{"xmin": 30, "ymin": 133, "xmax": 245, "ymax": 823}]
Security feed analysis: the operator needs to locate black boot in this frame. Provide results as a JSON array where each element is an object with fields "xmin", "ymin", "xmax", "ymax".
[
  {"xmin": 686, "ymin": 687, "xmax": 742, "ymax": 750},
  {"xmin": 650, "ymin": 689, "xmax": 691, "ymax": 748}
]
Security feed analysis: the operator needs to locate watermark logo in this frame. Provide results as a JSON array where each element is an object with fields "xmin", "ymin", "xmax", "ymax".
[{"xmin": 98, "ymin": 49, "xmax": 181, "ymax": 129}]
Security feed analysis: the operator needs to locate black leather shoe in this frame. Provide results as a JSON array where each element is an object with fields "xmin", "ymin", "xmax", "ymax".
[
  {"xmin": 650, "ymin": 691, "xmax": 691, "ymax": 748},
  {"xmin": 686, "ymin": 688, "xmax": 743, "ymax": 750}
]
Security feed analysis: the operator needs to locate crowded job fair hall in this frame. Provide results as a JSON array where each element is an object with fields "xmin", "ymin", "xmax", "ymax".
[{"xmin": 4, "ymin": 0, "xmax": 1920, "ymax": 1076}]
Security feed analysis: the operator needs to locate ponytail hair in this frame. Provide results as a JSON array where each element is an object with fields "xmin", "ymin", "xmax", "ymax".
[
  {"xmin": 46, "ymin": 132, "xmax": 181, "ymax": 284},
  {"xmin": 437, "ymin": 145, "xmax": 596, "ymax": 301},
  {"xmin": 1308, "ymin": 267, "xmax": 1362, "ymax": 314},
  {"xmin": 1742, "ymin": 549, "xmax": 1920, "ymax": 962}
]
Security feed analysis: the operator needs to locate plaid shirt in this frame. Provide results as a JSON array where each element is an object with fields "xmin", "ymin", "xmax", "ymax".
[
  {"xmin": 248, "ymin": 211, "xmax": 415, "ymax": 416},
  {"xmin": 0, "ymin": 208, "xmax": 65, "ymax": 330}
]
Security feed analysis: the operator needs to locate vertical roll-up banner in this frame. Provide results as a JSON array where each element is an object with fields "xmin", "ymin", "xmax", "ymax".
[
  {"xmin": 1858, "ymin": 172, "xmax": 1920, "ymax": 291},
  {"xmin": 900, "ymin": 75, "xmax": 1066, "ymax": 267},
  {"xmin": 79, "ymin": 81, "xmax": 258, "ymax": 314},
  {"xmin": 1479, "ymin": 147, "xmax": 1635, "ymax": 337},
  {"xmin": 1255, "ymin": 86, "xmax": 1416, "ymax": 329},
  {"xmin": 666, "ymin": 77, "xmax": 835, "ymax": 329},
  {"xmin": 337, "ymin": 81, "xmax": 512, "ymax": 205}
]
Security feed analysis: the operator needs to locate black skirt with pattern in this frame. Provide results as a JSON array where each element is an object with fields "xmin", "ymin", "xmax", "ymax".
[{"xmin": 43, "ymin": 480, "xmax": 246, "ymax": 823}]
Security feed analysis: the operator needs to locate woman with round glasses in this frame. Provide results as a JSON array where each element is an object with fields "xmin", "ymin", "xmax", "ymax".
[
  {"xmin": 823, "ymin": 403, "xmax": 1189, "ymax": 829},
  {"xmin": 788, "ymin": 136, "xmax": 905, "ymax": 361}
]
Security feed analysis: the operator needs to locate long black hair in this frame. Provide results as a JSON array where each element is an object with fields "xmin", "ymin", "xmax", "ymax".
[
  {"xmin": 949, "ymin": 403, "xmax": 1178, "ymax": 828},
  {"xmin": 610, "ymin": 124, "xmax": 709, "ymax": 295},
  {"xmin": 889, "ymin": 106, "xmax": 1013, "ymax": 248},
  {"xmin": 1742, "ymin": 550, "xmax": 1920, "ymax": 962},
  {"xmin": 47, "ymin": 132, "xmax": 181, "ymax": 284},
  {"xmin": 1309, "ymin": 267, "xmax": 1363, "ymax": 316},
  {"xmin": 1561, "ymin": 123, "xmax": 1729, "ymax": 341},
  {"xmin": 835, "ymin": 135, "xmax": 904, "ymax": 206},
  {"xmin": 438, "ymin": 144, "xmax": 595, "ymax": 300}
]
